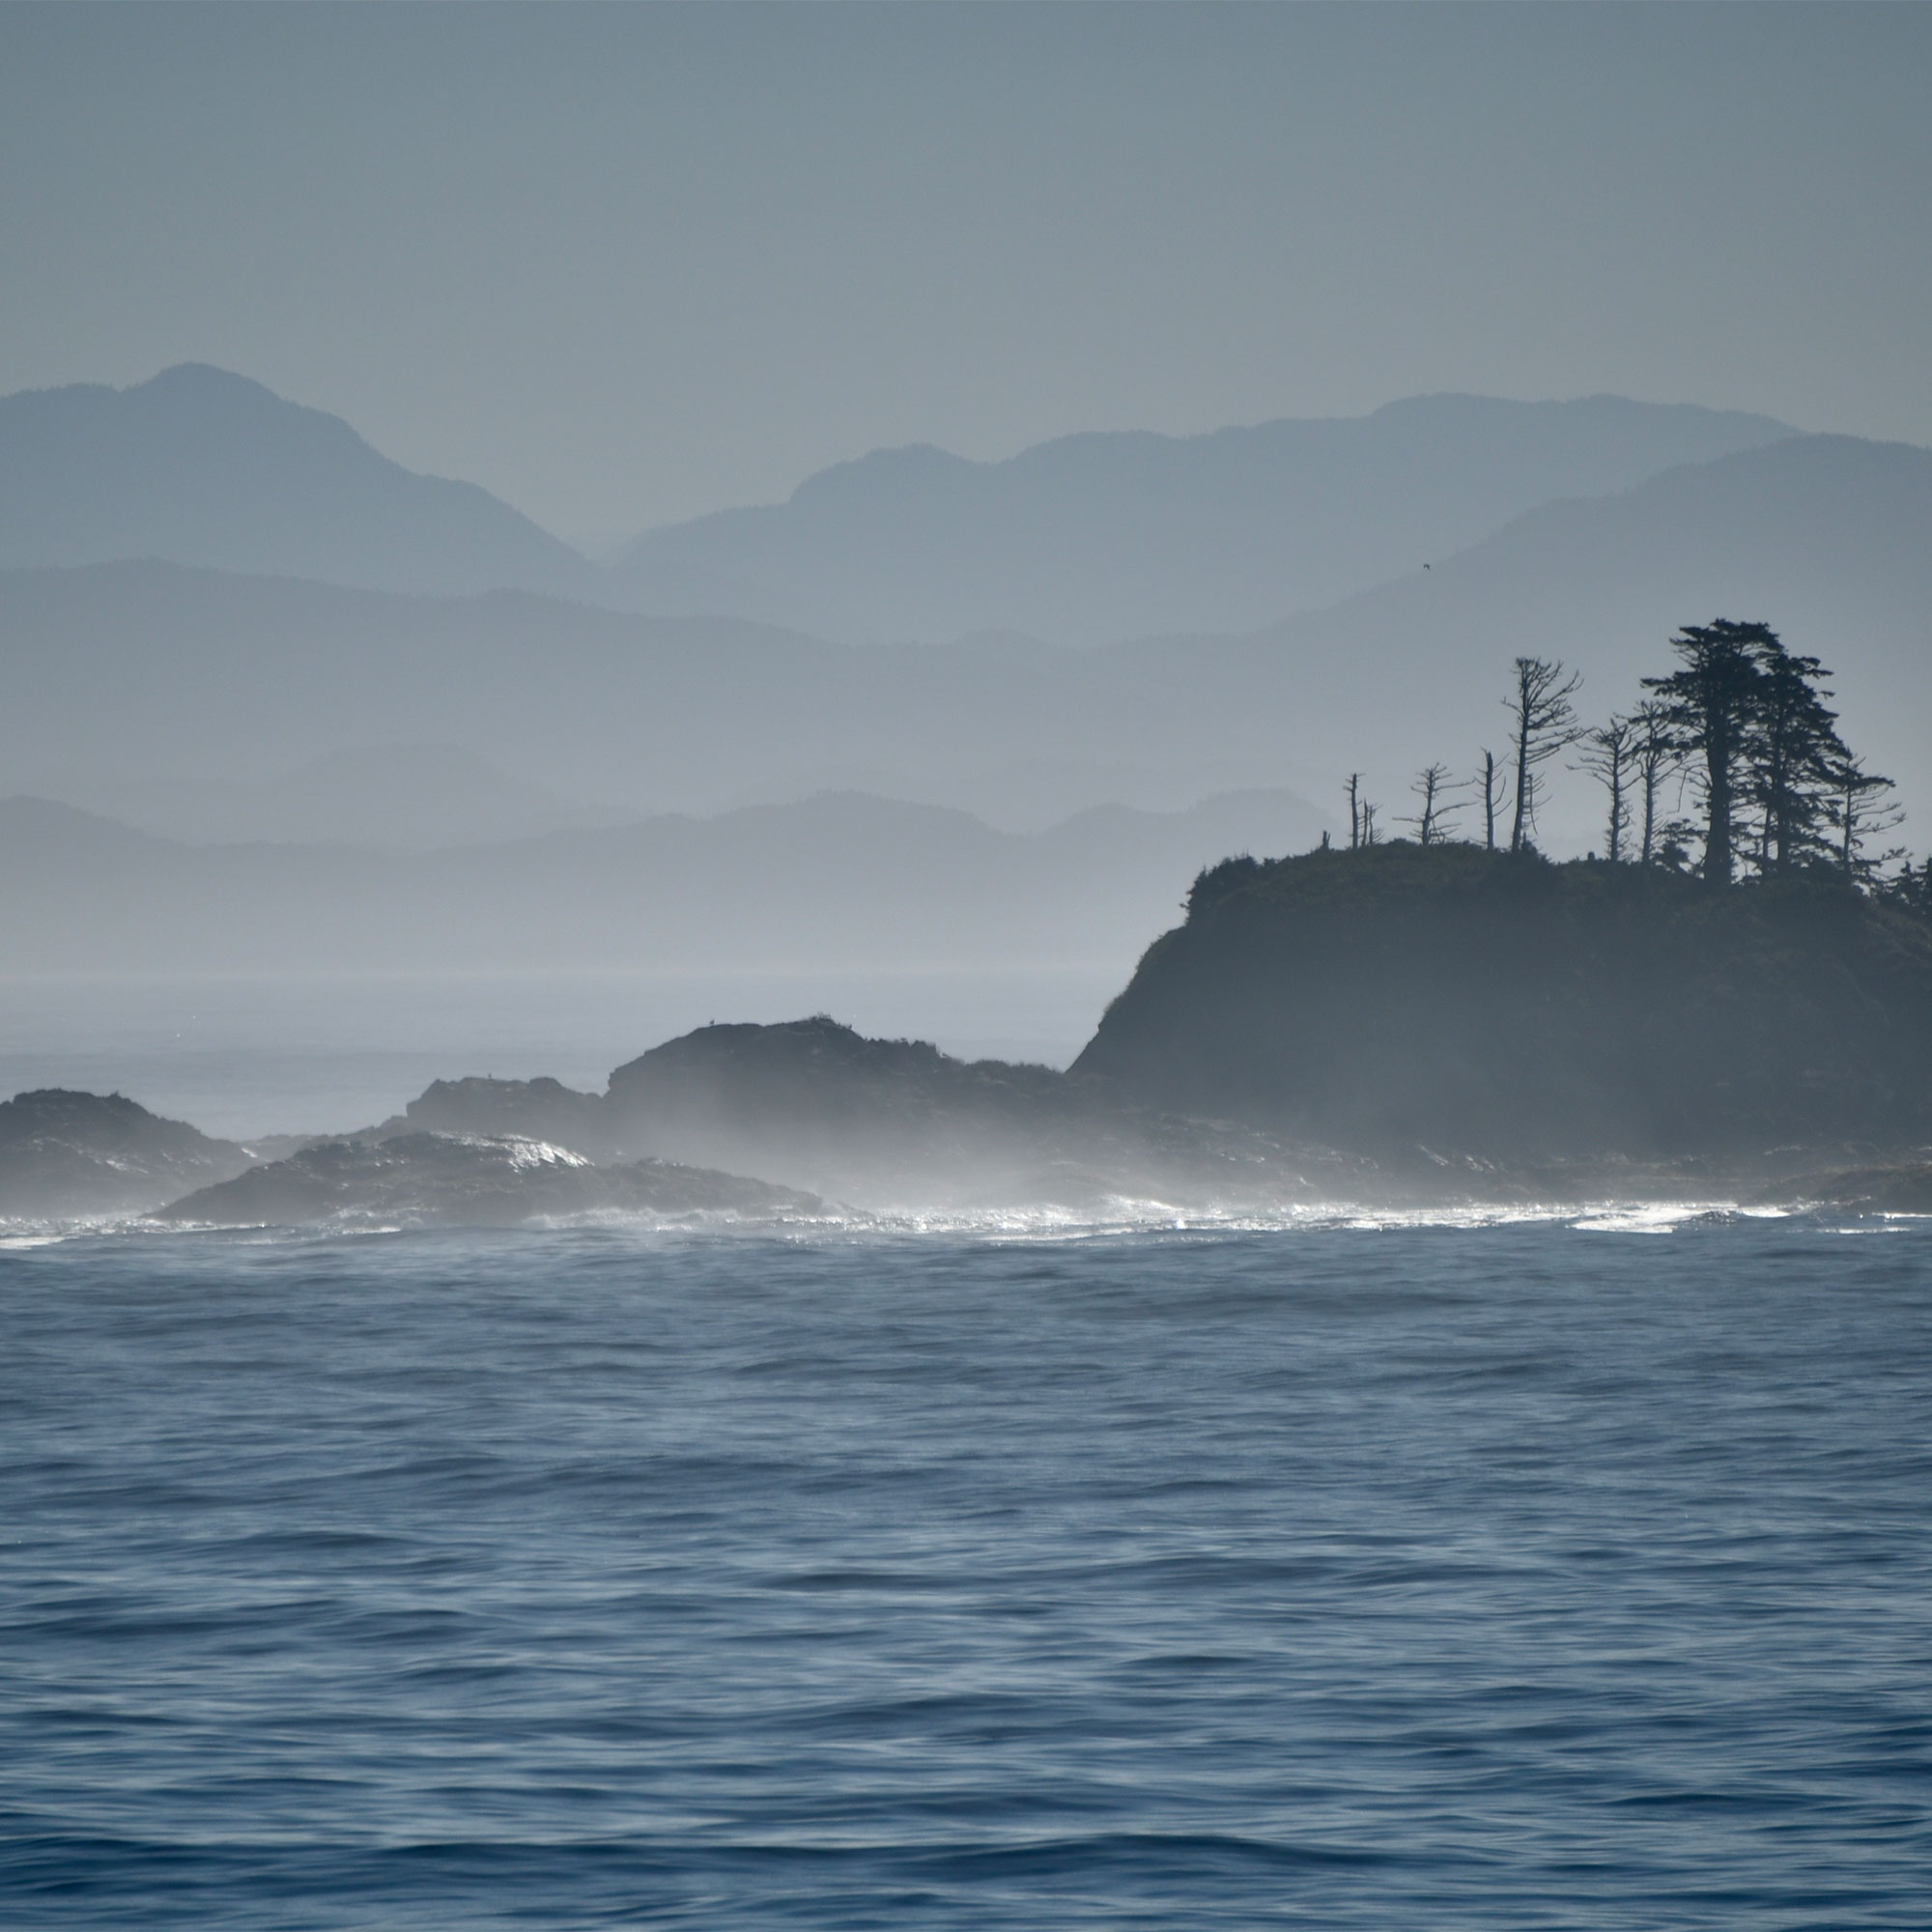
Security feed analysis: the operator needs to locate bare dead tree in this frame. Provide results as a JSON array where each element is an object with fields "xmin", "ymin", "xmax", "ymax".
[
  {"xmin": 1400, "ymin": 763, "xmax": 1460, "ymax": 846},
  {"xmin": 1473, "ymin": 749, "xmax": 1505, "ymax": 852},
  {"xmin": 1578, "ymin": 716, "xmax": 1636, "ymax": 864},
  {"xmin": 1360, "ymin": 799, "xmax": 1380, "ymax": 846},
  {"xmin": 1345, "ymin": 773, "xmax": 1362, "ymax": 851},
  {"xmin": 1505, "ymin": 657, "xmax": 1583, "ymax": 854}
]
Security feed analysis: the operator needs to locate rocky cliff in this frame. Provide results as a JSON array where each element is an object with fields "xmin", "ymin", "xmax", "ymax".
[{"xmin": 1072, "ymin": 845, "xmax": 1932, "ymax": 1160}]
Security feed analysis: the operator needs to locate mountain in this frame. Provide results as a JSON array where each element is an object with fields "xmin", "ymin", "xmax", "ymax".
[
  {"xmin": 601, "ymin": 395, "xmax": 1794, "ymax": 643},
  {"xmin": 0, "ymin": 368, "xmax": 1793, "ymax": 642},
  {"xmin": 48, "ymin": 744, "xmax": 629, "ymax": 850},
  {"xmin": 0, "ymin": 788, "xmax": 1330, "ymax": 976},
  {"xmin": 1195, "ymin": 431, "xmax": 1932, "ymax": 846},
  {"xmin": 1072, "ymin": 842, "xmax": 1932, "ymax": 1160},
  {"xmin": 2, "ymin": 430, "xmax": 1927, "ymax": 852},
  {"xmin": 0, "ymin": 364, "xmax": 592, "ymax": 597}
]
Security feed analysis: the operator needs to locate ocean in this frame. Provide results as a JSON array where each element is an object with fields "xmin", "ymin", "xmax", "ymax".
[{"xmin": 4, "ymin": 1213, "xmax": 1929, "ymax": 1927}]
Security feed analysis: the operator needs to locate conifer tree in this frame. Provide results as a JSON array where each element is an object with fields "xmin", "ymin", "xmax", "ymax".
[
  {"xmin": 1831, "ymin": 757, "xmax": 1904, "ymax": 883},
  {"xmin": 1744, "ymin": 635, "xmax": 1847, "ymax": 873},
  {"xmin": 1641, "ymin": 621, "xmax": 1764, "ymax": 886}
]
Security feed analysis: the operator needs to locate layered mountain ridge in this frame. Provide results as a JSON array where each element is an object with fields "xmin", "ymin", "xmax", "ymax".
[
  {"xmin": 1, "ymin": 365, "xmax": 1798, "ymax": 644},
  {"xmin": 3, "ymin": 423, "xmax": 1928, "ymax": 853}
]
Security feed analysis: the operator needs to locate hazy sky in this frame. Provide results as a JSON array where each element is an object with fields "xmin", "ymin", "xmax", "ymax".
[{"xmin": 2, "ymin": 3, "xmax": 1927, "ymax": 544}]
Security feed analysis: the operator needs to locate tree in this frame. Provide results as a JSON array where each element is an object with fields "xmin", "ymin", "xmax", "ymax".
[
  {"xmin": 1402, "ymin": 763, "xmax": 1460, "ymax": 846},
  {"xmin": 1360, "ymin": 798, "xmax": 1380, "ymax": 845},
  {"xmin": 1629, "ymin": 698, "xmax": 1683, "ymax": 867},
  {"xmin": 1641, "ymin": 620, "xmax": 1765, "ymax": 887},
  {"xmin": 1345, "ymin": 773, "xmax": 1363, "ymax": 851},
  {"xmin": 1742, "ymin": 635, "xmax": 1847, "ymax": 874},
  {"xmin": 1474, "ymin": 750, "xmax": 1505, "ymax": 852},
  {"xmin": 1830, "ymin": 756, "xmax": 1905, "ymax": 883},
  {"xmin": 1578, "ymin": 716, "xmax": 1635, "ymax": 864},
  {"xmin": 1882, "ymin": 858, "xmax": 1932, "ymax": 918},
  {"xmin": 1504, "ymin": 657, "xmax": 1582, "ymax": 854}
]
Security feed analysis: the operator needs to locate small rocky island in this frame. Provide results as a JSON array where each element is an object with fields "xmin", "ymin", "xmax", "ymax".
[
  {"xmin": 158, "ymin": 1132, "xmax": 821, "ymax": 1230},
  {"xmin": 1075, "ymin": 842, "xmax": 1932, "ymax": 1165},
  {"xmin": 0, "ymin": 1088, "xmax": 254, "ymax": 1216}
]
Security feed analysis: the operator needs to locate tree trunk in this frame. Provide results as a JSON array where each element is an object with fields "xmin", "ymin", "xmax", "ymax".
[{"xmin": 1704, "ymin": 721, "xmax": 1733, "ymax": 886}]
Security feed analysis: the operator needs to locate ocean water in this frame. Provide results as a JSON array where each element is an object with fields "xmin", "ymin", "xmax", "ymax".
[{"xmin": 4, "ymin": 1213, "xmax": 1930, "ymax": 1928}]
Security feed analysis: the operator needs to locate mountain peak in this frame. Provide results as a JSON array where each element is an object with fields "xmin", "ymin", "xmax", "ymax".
[
  {"xmin": 608, "ymin": 393, "xmax": 1803, "ymax": 645},
  {"xmin": 0, "ymin": 363, "xmax": 590, "ymax": 595}
]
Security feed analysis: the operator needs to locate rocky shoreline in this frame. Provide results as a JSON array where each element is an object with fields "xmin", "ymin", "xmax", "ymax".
[{"xmin": 6, "ymin": 1014, "xmax": 1932, "ymax": 1232}]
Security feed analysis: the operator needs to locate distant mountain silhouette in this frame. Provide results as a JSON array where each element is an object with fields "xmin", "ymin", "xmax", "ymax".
[
  {"xmin": 0, "ymin": 788, "xmax": 1330, "ymax": 976},
  {"xmin": 0, "ymin": 368, "xmax": 1801, "ymax": 641},
  {"xmin": 2, "ymin": 431, "xmax": 1927, "ymax": 854},
  {"xmin": 601, "ymin": 395, "xmax": 1794, "ymax": 643},
  {"xmin": 1201, "ymin": 431, "xmax": 1932, "ymax": 845},
  {"xmin": 53, "ymin": 744, "xmax": 629, "ymax": 850},
  {"xmin": 0, "ymin": 364, "xmax": 592, "ymax": 597}
]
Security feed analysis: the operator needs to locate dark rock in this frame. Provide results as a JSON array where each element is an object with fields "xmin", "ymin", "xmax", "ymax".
[
  {"xmin": 155, "ymin": 1130, "xmax": 821, "ymax": 1229},
  {"xmin": 595, "ymin": 1013, "xmax": 1373, "ymax": 1208},
  {"xmin": 599, "ymin": 1014, "xmax": 1117, "ymax": 1200},
  {"xmin": 1752, "ymin": 1161, "xmax": 1932, "ymax": 1213},
  {"xmin": 0, "ymin": 1088, "xmax": 253, "ymax": 1216},
  {"xmin": 393, "ymin": 1075, "xmax": 611, "ymax": 1156},
  {"xmin": 1075, "ymin": 845, "xmax": 1932, "ymax": 1160}
]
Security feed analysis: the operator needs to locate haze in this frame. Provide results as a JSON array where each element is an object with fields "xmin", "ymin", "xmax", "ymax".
[
  {"xmin": 1, "ymin": 1, "xmax": 1929, "ymax": 1132},
  {"xmin": 2, "ymin": 3, "xmax": 1928, "ymax": 540}
]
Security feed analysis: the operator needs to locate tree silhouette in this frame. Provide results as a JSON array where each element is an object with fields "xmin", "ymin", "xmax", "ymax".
[
  {"xmin": 1504, "ymin": 657, "xmax": 1582, "ymax": 854},
  {"xmin": 1831, "ymin": 756, "xmax": 1905, "ymax": 883},
  {"xmin": 1344, "ymin": 773, "xmax": 1363, "ymax": 851},
  {"xmin": 1402, "ymin": 763, "xmax": 1459, "ymax": 846},
  {"xmin": 1642, "ymin": 621, "xmax": 1764, "ymax": 886},
  {"xmin": 1629, "ymin": 698, "xmax": 1683, "ymax": 867},
  {"xmin": 1742, "ymin": 635, "xmax": 1847, "ymax": 874},
  {"xmin": 1578, "ymin": 716, "xmax": 1635, "ymax": 864},
  {"xmin": 1473, "ymin": 750, "xmax": 1505, "ymax": 852}
]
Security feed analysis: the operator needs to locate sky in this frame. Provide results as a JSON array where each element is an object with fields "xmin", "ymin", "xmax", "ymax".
[{"xmin": 1, "ymin": 2, "xmax": 1927, "ymax": 547}]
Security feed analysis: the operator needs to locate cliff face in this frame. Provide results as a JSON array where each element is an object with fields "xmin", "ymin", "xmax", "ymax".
[{"xmin": 1071, "ymin": 845, "xmax": 1932, "ymax": 1158}]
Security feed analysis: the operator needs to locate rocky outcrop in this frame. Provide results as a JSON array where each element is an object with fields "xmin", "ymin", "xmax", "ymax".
[
  {"xmin": 595, "ymin": 1015, "xmax": 1139, "ymax": 1202},
  {"xmin": 594, "ymin": 1014, "xmax": 1374, "ymax": 1207},
  {"xmin": 1074, "ymin": 844, "xmax": 1932, "ymax": 1160},
  {"xmin": 156, "ymin": 1131, "xmax": 822, "ymax": 1230},
  {"xmin": 0, "ymin": 1088, "xmax": 253, "ymax": 1216},
  {"xmin": 1754, "ymin": 1162, "xmax": 1932, "ymax": 1214},
  {"xmin": 389, "ymin": 1075, "xmax": 612, "ymax": 1156},
  {"xmin": 342, "ymin": 1017, "xmax": 1395, "ymax": 1208}
]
